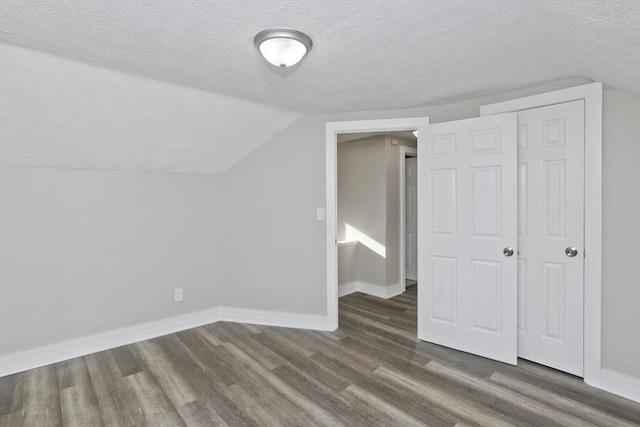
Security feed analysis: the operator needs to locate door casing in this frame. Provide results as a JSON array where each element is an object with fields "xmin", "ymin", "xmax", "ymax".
[{"xmin": 400, "ymin": 147, "xmax": 418, "ymax": 287}]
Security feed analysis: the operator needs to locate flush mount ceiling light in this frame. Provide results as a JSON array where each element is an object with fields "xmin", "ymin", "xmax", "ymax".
[{"xmin": 254, "ymin": 28, "xmax": 312, "ymax": 68}]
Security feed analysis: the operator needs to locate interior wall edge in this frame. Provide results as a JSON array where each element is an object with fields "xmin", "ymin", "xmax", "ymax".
[
  {"xmin": 337, "ymin": 281, "xmax": 403, "ymax": 300},
  {"xmin": 598, "ymin": 368, "xmax": 640, "ymax": 403}
]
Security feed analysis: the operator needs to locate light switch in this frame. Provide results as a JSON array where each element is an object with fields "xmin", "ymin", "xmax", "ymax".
[{"xmin": 316, "ymin": 208, "xmax": 325, "ymax": 221}]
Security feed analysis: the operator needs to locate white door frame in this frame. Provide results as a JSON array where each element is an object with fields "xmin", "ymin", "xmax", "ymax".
[
  {"xmin": 400, "ymin": 146, "xmax": 418, "ymax": 291},
  {"xmin": 480, "ymin": 82, "xmax": 603, "ymax": 388},
  {"xmin": 326, "ymin": 118, "xmax": 429, "ymax": 330}
]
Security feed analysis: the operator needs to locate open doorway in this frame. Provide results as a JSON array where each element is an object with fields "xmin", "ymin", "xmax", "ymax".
[
  {"xmin": 336, "ymin": 132, "xmax": 417, "ymax": 300},
  {"xmin": 325, "ymin": 118, "xmax": 429, "ymax": 330}
]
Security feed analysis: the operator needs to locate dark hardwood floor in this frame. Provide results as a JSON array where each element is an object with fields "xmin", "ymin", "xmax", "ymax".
[{"xmin": 1, "ymin": 286, "xmax": 639, "ymax": 426}]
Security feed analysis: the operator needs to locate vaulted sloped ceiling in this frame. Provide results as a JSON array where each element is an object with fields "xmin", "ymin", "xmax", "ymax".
[
  {"xmin": 0, "ymin": 0, "xmax": 638, "ymax": 174},
  {"xmin": 0, "ymin": 43, "xmax": 301, "ymax": 175}
]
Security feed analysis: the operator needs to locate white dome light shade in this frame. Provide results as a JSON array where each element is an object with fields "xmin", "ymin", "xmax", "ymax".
[
  {"xmin": 259, "ymin": 38, "xmax": 307, "ymax": 67},
  {"xmin": 254, "ymin": 29, "xmax": 312, "ymax": 68}
]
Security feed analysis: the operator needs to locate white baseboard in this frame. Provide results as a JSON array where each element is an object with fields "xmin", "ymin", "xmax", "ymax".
[
  {"xmin": 338, "ymin": 281, "xmax": 358, "ymax": 297},
  {"xmin": 339, "ymin": 281, "xmax": 404, "ymax": 299},
  {"xmin": 384, "ymin": 282, "xmax": 405, "ymax": 298},
  {"xmin": 359, "ymin": 281, "xmax": 403, "ymax": 299},
  {"xmin": 0, "ymin": 306, "xmax": 331, "ymax": 377},
  {"xmin": 598, "ymin": 368, "xmax": 640, "ymax": 403},
  {"xmin": 218, "ymin": 307, "xmax": 330, "ymax": 331},
  {"xmin": 0, "ymin": 307, "xmax": 221, "ymax": 377}
]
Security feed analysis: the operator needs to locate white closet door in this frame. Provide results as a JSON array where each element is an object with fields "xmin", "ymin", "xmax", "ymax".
[
  {"xmin": 417, "ymin": 114, "xmax": 518, "ymax": 365},
  {"xmin": 516, "ymin": 100, "xmax": 585, "ymax": 376}
]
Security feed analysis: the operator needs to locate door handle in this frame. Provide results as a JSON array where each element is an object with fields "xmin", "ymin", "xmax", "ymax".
[
  {"xmin": 503, "ymin": 247, "xmax": 514, "ymax": 257},
  {"xmin": 565, "ymin": 247, "xmax": 578, "ymax": 257}
]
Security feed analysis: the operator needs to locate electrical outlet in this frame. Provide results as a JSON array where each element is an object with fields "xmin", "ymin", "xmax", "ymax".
[{"xmin": 174, "ymin": 288, "xmax": 183, "ymax": 302}]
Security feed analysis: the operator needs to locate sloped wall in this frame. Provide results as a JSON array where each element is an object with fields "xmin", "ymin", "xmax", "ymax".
[{"xmin": 0, "ymin": 42, "xmax": 301, "ymax": 175}]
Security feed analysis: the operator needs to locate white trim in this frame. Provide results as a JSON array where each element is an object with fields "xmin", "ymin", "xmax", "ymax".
[
  {"xmin": 481, "ymin": 82, "xmax": 603, "ymax": 388},
  {"xmin": 326, "ymin": 118, "xmax": 429, "ymax": 330},
  {"xmin": 399, "ymin": 146, "xmax": 418, "ymax": 292},
  {"xmin": 599, "ymin": 369, "xmax": 640, "ymax": 403},
  {"xmin": 339, "ymin": 281, "xmax": 404, "ymax": 299},
  {"xmin": 339, "ymin": 281, "xmax": 359, "ymax": 297},
  {"xmin": 359, "ymin": 282, "xmax": 404, "ymax": 299},
  {"xmin": 217, "ymin": 307, "xmax": 329, "ymax": 331},
  {"xmin": 0, "ymin": 307, "xmax": 222, "ymax": 377}
]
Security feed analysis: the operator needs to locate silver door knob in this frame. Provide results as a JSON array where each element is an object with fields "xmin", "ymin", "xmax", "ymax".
[
  {"xmin": 565, "ymin": 247, "xmax": 578, "ymax": 257},
  {"xmin": 503, "ymin": 247, "xmax": 514, "ymax": 257}
]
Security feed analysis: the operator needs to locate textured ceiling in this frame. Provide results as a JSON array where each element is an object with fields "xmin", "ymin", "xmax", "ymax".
[
  {"xmin": 1, "ymin": 0, "xmax": 638, "ymax": 113},
  {"xmin": 0, "ymin": 43, "xmax": 301, "ymax": 175}
]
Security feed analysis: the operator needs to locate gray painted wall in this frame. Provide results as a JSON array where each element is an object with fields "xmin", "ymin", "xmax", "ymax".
[
  {"xmin": 219, "ymin": 114, "xmax": 328, "ymax": 314},
  {"xmin": 0, "ymin": 166, "xmax": 222, "ymax": 355},
  {"xmin": 338, "ymin": 137, "xmax": 387, "ymax": 286},
  {"xmin": 337, "ymin": 242, "xmax": 357, "ymax": 286},
  {"xmin": 601, "ymin": 89, "xmax": 640, "ymax": 379}
]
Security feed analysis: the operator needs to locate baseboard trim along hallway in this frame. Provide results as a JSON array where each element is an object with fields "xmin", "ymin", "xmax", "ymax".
[
  {"xmin": 338, "ymin": 281, "xmax": 403, "ymax": 299},
  {"xmin": 600, "ymin": 368, "xmax": 640, "ymax": 403}
]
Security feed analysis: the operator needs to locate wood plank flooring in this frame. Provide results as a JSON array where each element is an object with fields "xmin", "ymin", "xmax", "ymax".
[{"xmin": 1, "ymin": 286, "xmax": 639, "ymax": 426}]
